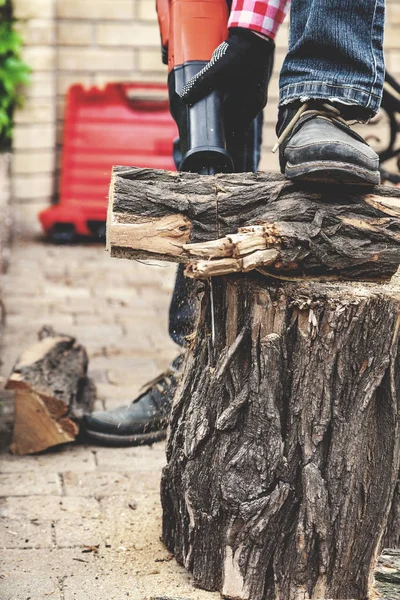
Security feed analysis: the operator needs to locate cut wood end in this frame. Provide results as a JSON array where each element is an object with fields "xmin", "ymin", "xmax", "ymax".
[
  {"xmin": 109, "ymin": 213, "xmax": 192, "ymax": 258},
  {"xmin": 10, "ymin": 387, "xmax": 78, "ymax": 455}
]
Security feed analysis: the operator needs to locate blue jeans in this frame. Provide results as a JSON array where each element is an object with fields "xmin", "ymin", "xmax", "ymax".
[{"xmin": 279, "ymin": 0, "xmax": 386, "ymax": 119}]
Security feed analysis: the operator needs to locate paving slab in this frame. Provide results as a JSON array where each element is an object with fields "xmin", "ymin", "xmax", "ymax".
[
  {"xmin": 0, "ymin": 518, "xmax": 53, "ymax": 549},
  {"xmin": 62, "ymin": 470, "xmax": 160, "ymax": 498},
  {"xmin": 54, "ymin": 517, "xmax": 107, "ymax": 548},
  {"xmin": 0, "ymin": 472, "xmax": 62, "ymax": 496},
  {"xmin": 0, "ymin": 548, "xmax": 108, "ymax": 576},
  {"xmin": 0, "ymin": 495, "xmax": 101, "ymax": 521},
  {"xmin": 62, "ymin": 575, "xmax": 144, "ymax": 600},
  {"xmin": 107, "ymin": 366, "xmax": 160, "ymax": 387},
  {"xmin": 95, "ymin": 383, "xmax": 139, "ymax": 404},
  {"xmin": 0, "ymin": 575, "xmax": 61, "ymax": 600},
  {"xmin": 0, "ymin": 445, "xmax": 97, "ymax": 473},
  {"xmin": 5, "ymin": 314, "xmax": 75, "ymax": 330},
  {"xmin": 95, "ymin": 444, "xmax": 166, "ymax": 473}
]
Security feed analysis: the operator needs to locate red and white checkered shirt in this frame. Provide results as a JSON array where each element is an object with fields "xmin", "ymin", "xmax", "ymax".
[{"xmin": 228, "ymin": 0, "xmax": 290, "ymax": 40}]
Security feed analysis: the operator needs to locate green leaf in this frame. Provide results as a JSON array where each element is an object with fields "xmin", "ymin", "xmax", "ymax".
[
  {"xmin": 0, "ymin": 109, "xmax": 10, "ymax": 127},
  {"xmin": 0, "ymin": 1, "xmax": 30, "ymax": 149},
  {"xmin": 0, "ymin": 29, "xmax": 22, "ymax": 54}
]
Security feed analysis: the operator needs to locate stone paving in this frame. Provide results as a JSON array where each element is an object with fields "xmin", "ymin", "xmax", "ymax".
[
  {"xmin": 0, "ymin": 207, "xmax": 219, "ymax": 600},
  {"xmin": 2, "ymin": 208, "xmax": 400, "ymax": 600}
]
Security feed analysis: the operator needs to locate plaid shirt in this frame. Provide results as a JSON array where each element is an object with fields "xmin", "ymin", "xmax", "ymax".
[{"xmin": 228, "ymin": 0, "xmax": 290, "ymax": 40}]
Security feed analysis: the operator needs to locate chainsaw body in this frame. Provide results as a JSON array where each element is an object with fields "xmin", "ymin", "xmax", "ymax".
[{"xmin": 157, "ymin": 0, "xmax": 234, "ymax": 173}]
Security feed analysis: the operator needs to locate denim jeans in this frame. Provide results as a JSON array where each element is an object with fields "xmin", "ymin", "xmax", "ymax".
[
  {"xmin": 168, "ymin": 112, "xmax": 264, "ymax": 346},
  {"xmin": 279, "ymin": 0, "xmax": 386, "ymax": 119}
]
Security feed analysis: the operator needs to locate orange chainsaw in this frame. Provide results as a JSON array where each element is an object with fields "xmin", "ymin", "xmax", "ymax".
[{"xmin": 157, "ymin": 0, "xmax": 234, "ymax": 174}]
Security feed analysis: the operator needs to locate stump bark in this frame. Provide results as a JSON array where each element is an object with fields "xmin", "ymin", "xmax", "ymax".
[
  {"xmin": 161, "ymin": 276, "xmax": 400, "ymax": 600},
  {"xmin": 7, "ymin": 326, "xmax": 96, "ymax": 455}
]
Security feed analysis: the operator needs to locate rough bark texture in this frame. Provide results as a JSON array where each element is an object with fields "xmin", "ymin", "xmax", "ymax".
[
  {"xmin": 161, "ymin": 275, "xmax": 400, "ymax": 600},
  {"xmin": 108, "ymin": 167, "xmax": 400, "ymax": 280},
  {"xmin": 7, "ymin": 326, "xmax": 96, "ymax": 455}
]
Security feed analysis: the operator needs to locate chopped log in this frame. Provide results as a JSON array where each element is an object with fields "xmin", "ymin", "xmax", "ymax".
[
  {"xmin": 107, "ymin": 167, "xmax": 400, "ymax": 280},
  {"xmin": 7, "ymin": 326, "xmax": 96, "ymax": 455},
  {"xmin": 161, "ymin": 275, "xmax": 400, "ymax": 600}
]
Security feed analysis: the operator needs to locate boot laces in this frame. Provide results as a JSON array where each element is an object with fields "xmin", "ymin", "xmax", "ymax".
[
  {"xmin": 140, "ymin": 371, "xmax": 174, "ymax": 395},
  {"xmin": 272, "ymin": 102, "xmax": 349, "ymax": 153}
]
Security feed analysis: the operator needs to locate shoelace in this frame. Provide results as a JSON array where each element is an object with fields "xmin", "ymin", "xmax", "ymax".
[
  {"xmin": 139, "ymin": 370, "xmax": 174, "ymax": 394},
  {"xmin": 271, "ymin": 102, "xmax": 349, "ymax": 153},
  {"xmin": 155, "ymin": 375, "xmax": 172, "ymax": 393}
]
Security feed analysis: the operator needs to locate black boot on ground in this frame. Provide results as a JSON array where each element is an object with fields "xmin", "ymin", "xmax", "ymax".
[
  {"xmin": 82, "ymin": 354, "xmax": 184, "ymax": 446},
  {"xmin": 276, "ymin": 100, "xmax": 380, "ymax": 185}
]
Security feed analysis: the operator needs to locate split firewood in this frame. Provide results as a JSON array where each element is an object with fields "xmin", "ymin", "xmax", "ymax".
[{"xmin": 7, "ymin": 326, "xmax": 96, "ymax": 455}]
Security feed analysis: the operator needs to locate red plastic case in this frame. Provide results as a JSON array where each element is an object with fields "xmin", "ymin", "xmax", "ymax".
[{"xmin": 39, "ymin": 82, "xmax": 178, "ymax": 241}]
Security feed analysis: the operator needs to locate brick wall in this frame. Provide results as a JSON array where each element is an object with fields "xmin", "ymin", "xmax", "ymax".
[
  {"xmin": 12, "ymin": 0, "xmax": 168, "ymax": 215},
  {"xmin": 13, "ymin": 0, "xmax": 56, "ymax": 214},
  {"xmin": 11, "ymin": 1, "xmax": 400, "ymax": 212}
]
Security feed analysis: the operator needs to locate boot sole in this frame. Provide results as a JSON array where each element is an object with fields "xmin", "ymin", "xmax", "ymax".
[
  {"xmin": 285, "ymin": 160, "xmax": 381, "ymax": 186},
  {"xmin": 83, "ymin": 427, "xmax": 167, "ymax": 447}
]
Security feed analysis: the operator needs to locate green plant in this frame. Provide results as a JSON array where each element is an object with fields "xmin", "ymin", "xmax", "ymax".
[{"xmin": 0, "ymin": 0, "xmax": 30, "ymax": 151}]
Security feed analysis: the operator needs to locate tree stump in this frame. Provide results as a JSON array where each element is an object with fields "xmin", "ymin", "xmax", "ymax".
[
  {"xmin": 106, "ymin": 167, "xmax": 400, "ymax": 598},
  {"xmin": 161, "ymin": 276, "xmax": 400, "ymax": 600}
]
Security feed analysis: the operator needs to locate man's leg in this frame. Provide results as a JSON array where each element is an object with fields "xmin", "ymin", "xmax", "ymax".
[
  {"xmin": 276, "ymin": 0, "xmax": 385, "ymax": 184},
  {"xmin": 83, "ymin": 112, "xmax": 264, "ymax": 446}
]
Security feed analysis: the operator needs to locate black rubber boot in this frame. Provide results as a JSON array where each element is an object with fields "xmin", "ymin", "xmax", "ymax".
[
  {"xmin": 82, "ymin": 355, "xmax": 184, "ymax": 446},
  {"xmin": 276, "ymin": 100, "xmax": 380, "ymax": 186}
]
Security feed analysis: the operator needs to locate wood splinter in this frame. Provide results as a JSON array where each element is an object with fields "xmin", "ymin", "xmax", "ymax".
[{"xmin": 183, "ymin": 225, "xmax": 281, "ymax": 278}]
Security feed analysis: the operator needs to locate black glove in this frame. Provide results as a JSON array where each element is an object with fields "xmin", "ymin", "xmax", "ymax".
[{"xmin": 180, "ymin": 27, "xmax": 275, "ymax": 134}]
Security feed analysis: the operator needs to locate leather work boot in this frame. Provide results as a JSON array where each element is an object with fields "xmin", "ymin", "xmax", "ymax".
[
  {"xmin": 82, "ymin": 354, "xmax": 184, "ymax": 446},
  {"xmin": 274, "ymin": 100, "xmax": 381, "ymax": 185}
]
